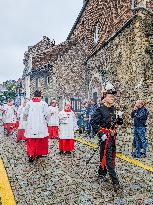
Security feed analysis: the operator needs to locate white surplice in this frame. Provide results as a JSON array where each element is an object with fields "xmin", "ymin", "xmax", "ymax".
[
  {"xmin": 17, "ymin": 106, "xmax": 27, "ymax": 130},
  {"xmin": 48, "ymin": 106, "xmax": 59, "ymax": 126},
  {"xmin": 24, "ymin": 100, "xmax": 49, "ymax": 138},
  {"xmin": 3, "ymin": 104, "xmax": 17, "ymax": 123},
  {"xmin": 59, "ymin": 110, "xmax": 76, "ymax": 139}
]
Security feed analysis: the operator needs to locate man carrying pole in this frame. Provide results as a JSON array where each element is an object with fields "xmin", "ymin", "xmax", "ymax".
[{"xmin": 91, "ymin": 83, "xmax": 123, "ymax": 192}]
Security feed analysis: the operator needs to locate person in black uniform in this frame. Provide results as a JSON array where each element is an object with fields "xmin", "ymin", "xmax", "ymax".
[{"xmin": 91, "ymin": 86, "xmax": 123, "ymax": 192}]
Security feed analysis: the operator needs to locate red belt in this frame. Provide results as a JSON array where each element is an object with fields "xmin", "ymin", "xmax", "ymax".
[{"xmin": 98, "ymin": 128, "xmax": 116, "ymax": 170}]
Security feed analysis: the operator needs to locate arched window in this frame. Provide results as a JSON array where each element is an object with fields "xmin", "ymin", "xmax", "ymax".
[
  {"xmin": 94, "ymin": 23, "xmax": 101, "ymax": 45},
  {"xmin": 134, "ymin": 0, "xmax": 149, "ymax": 8},
  {"xmin": 36, "ymin": 78, "xmax": 41, "ymax": 89},
  {"xmin": 28, "ymin": 55, "xmax": 32, "ymax": 71},
  {"xmin": 46, "ymin": 76, "xmax": 51, "ymax": 86}
]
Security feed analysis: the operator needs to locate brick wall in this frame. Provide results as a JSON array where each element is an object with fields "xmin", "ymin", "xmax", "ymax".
[
  {"xmin": 146, "ymin": 0, "xmax": 153, "ymax": 11},
  {"xmin": 68, "ymin": 0, "xmax": 133, "ymax": 54}
]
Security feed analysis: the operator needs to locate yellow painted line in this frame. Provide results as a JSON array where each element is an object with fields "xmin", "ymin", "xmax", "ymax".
[
  {"xmin": 75, "ymin": 137, "xmax": 153, "ymax": 173},
  {"xmin": 0, "ymin": 159, "xmax": 16, "ymax": 205},
  {"xmin": 75, "ymin": 137, "xmax": 98, "ymax": 149},
  {"xmin": 117, "ymin": 154, "xmax": 153, "ymax": 172}
]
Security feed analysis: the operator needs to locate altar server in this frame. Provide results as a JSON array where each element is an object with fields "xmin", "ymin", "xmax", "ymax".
[
  {"xmin": 16, "ymin": 100, "xmax": 27, "ymax": 142},
  {"xmin": 3, "ymin": 99, "xmax": 17, "ymax": 135},
  {"xmin": 58, "ymin": 102, "xmax": 76, "ymax": 154},
  {"xmin": 24, "ymin": 90, "xmax": 49, "ymax": 162},
  {"xmin": 48, "ymin": 99, "xmax": 59, "ymax": 139}
]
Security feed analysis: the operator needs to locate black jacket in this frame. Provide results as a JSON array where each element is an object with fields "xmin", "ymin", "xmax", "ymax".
[{"xmin": 91, "ymin": 104, "xmax": 123, "ymax": 133}]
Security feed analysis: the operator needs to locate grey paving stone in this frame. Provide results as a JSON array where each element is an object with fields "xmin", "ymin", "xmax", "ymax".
[{"xmin": 0, "ymin": 127, "xmax": 152, "ymax": 205}]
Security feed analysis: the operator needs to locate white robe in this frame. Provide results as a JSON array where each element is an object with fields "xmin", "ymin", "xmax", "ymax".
[
  {"xmin": 3, "ymin": 104, "xmax": 17, "ymax": 123},
  {"xmin": 17, "ymin": 106, "xmax": 27, "ymax": 130},
  {"xmin": 0, "ymin": 105, "xmax": 3, "ymax": 120},
  {"xmin": 48, "ymin": 106, "xmax": 59, "ymax": 126},
  {"xmin": 59, "ymin": 110, "xmax": 76, "ymax": 139},
  {"xmin": 24, "ymin": 100, "xmax": 49, "ymax": 138}
]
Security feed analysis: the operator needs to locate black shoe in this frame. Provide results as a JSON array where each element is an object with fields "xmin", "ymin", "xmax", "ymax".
[
  {"xmin": 131, "ymin": 152, "xmax": 136, "ymax": 157},
  {"xmin": 79, "ymin": 129, "xmax": 83, "ymax": 134},
  {"xmin": 28, "ymin": 156, "xmax": 34, "ymax": 163},
  {"xmin": 113, "ymin": 183, "xmax": 121, "ymax": 193},
  {"xmin": 140, "ymin": 153, "xmax": 147, "ymax": 158},
  {"xmin": 66, "ymin": 151, "xmax": 71, "ymax": 154},
  {"xmin": 98, "ymin": 166, "xmax": 103, "ymax": 175},
  {"xmin": 98, "ymin": 166, "xmax": 107, "ymax": 179},
  {"xmin": 99, "ymin": 175, "xmax": 108, "ymax": 182},
  {"xmin": 36, "ymin": 155, "xmax": 42, "ymax": 159}
]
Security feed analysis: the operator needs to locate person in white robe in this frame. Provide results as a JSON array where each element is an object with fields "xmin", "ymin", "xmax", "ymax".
[
  {"xmin": 58, "ymin": 102, "xmax": 76, "ymax": 154},
  {"xmin": 24, "ymin": 90, "xmax": 49, "ymax": 162},
  {"xmin": 0, "ymin": 103, "xmax": 4, "ymax": 127},
  {"xmin": 3, "ymin": 99, "xmax": 17, "ymax": 135},
  {"xmin": 48, "ymin": 99, "xmax": 59, "ymax": 139},
  {"xmin": 16, "ymin": 100, "xmax": 27, "ymax": 142}
]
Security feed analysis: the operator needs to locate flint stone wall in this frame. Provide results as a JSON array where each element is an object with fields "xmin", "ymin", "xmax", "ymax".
[
  {"xmin": 87, "ymin": 10, "xmax": 153, "ymax": 148},
  {"xmin": 30, "ymin": 41, "xmax": 88, "ymax": 108}
]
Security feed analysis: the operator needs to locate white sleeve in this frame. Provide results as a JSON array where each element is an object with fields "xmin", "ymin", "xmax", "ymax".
[
  {"xmin": 23, "ymin": 103, "xmax": 30, "ymax": 120},
  {"xmin": 43, "ymin": 102, "xmax": 49, "ymax": 119},
  {"xmin": 17, "ymin": 107, "xmax": 22, "ymax": 118},
  {"xmin": 13, "ymin": 106, "xmax": 17, "ymax": 113},
  {"xmin": 73, "ymin": 112, "xmax": 78, "ymax": 131},
  {"xmin": 3, "ymin": 105, "xmax": 7, "ymax": 112}
]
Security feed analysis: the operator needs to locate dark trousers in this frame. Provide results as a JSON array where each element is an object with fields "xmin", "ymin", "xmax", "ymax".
[{"xmin": 99, "ymin": 137, "xmax": 119, "ymax": 185}]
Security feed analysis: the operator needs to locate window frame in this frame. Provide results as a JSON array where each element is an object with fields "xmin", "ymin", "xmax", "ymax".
[{"xmin": 93, "ymin": 22, "xmax": 101, "ymax": 46}]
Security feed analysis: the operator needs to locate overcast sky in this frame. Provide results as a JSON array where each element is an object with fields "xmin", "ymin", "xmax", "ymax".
[{"xmin": 0, "ymin": 0, "xmax": 83, "ymax": 84}]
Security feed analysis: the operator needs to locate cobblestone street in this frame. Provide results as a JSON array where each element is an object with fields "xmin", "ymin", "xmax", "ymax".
[{"xmin": 0, "ymin": 127, "xmax": 152, "ymax": 205}]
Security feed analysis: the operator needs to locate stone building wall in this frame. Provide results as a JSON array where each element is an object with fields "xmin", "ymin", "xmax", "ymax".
[
  {"xmin": 68, "ymin": 0, "xmax": 153, "ymax": 54},
  {"xmin": 68, "ymin": 0, "xmax": 133, "ymax": 54},
  {"xmin": 22, "ymin": 36, "xmax": 55, "ymax": 99},
  {"xmin": 86, "ymin": 9, "xmax": 153, "ymax": 147},
  {"xmin": 29, "ymin": 40, "xmax": 87, "ymax": 108},
  {"xmin": 146, "ymin": 0, "xmax": 153, "ymax": 11},
  {"xmin": 142, "ymin": 10, "xmax": 153, "ymax": 147},
  {"xmin": 137, "ymin": 0, "xmax": 153, "ymax": 10}
]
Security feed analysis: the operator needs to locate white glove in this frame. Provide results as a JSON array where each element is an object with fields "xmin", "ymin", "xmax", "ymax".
[
  {"xmin": 101, "ymin": 134, "xmax": 107, "ymax": 141},
  {"xmin": 118, "ymin": 111, "xmax": 123, "ymax": 118}
]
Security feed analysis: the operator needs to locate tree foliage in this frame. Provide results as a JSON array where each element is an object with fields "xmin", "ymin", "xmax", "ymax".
[{"xmin": 0, "ymin": 81, "xmax": 16, "ymax": 102}]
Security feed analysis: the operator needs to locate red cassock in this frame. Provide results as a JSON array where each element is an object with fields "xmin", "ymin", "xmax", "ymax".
[
  {"xmin": 48, "ymin": 126, "xmax": 58, "ymax": 139},
  {"xmin": 25, "ymin": 97, "xmax": 49, "ymax": 159},
  {"xmin": 58, "ymin": 109, "xmax": 75, "ymax": 152},
  {"xmin": 4, "ymin": 123, "xmax": 16, "ymax": 134},
  {"xmin": 16, "ymin": 129, "xmax": 26, "ymax": 142},
  {"xmin": 26, "ymin": 137, "xmax": 48, "ymax": 159},
  {"xmin": 15, "ymin": 120, "xmax": 19, "ymax": 129},
  {"xmin": 59, "ymin": 139, "xmax": 74, "ymax": 152}
]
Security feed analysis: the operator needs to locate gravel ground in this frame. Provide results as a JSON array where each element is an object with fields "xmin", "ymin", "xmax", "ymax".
[{"xmin": 0, "ymin": 127, "xmax": 152, "ymax": 205}]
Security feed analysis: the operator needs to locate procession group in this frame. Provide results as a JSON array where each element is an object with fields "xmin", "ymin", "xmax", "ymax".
[{"xmin": 0, "ymin": 86, "xmax": 149, "ymax": 192}]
